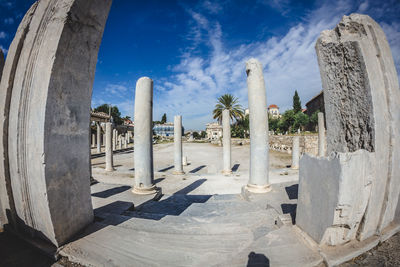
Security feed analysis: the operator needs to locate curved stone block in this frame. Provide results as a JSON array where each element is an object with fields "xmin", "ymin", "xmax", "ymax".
[
  {"xmin": 298, "ymin": 13, "xmax": 400, "ymax": 245},
  {"xmin": 0, "ymin": 0, "xmax": 112, "ymax": 247}
]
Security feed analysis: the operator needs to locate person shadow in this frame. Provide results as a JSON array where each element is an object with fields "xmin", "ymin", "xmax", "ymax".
[{"xmin": 247, "ymin": 252, "xmax": 270, "ymax": 267}]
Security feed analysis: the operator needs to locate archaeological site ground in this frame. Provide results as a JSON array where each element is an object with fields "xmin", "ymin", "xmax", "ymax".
[{"xmin": 0, "ymin": 0, "xmax": 399, "ymax": 266}]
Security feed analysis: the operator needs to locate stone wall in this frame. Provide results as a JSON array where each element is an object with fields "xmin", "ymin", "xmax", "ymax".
[
  {"xmin": 269, "ymin": 135, "xmax": 319, "ymax": 156},
  {"xmin": 230, "ymin": 135, "xmax": 319, "ymax": 156}
]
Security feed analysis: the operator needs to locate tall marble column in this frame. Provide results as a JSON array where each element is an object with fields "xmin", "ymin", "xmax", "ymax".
[
  {"xmin": 105, "ymin": 122, "xmax": 114, "ymax": 171},
  {"xmin": 133, "ymin": 77, "xmax": 157, "ymax": 194},
  {"xmin": 245, "ymin": 58, "xmax": 270, "ymax": 193},
  {"xmin": 291, "ymin": 136, "xmax": 300, "ymax": 169},
  {"xmin": 222, "ymin": 109, "xmax": 232, "ymax": 175},
  {"xmin": 123, "ymin": 135, "xmax": 127, "ymax": 149},
  {"xmin": 318, "ymin": 112, "xmax": 326, "ymax": 157},
  {"xmin": 173, "ymin": 115, "xmax": 184, "ymax": 175},
  {"xmin": 96, "ymin": 122, "xmax": 101, "ymax": 153}
]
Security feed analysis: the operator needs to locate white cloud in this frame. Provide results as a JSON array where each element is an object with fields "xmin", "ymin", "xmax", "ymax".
[
  {"xmin": 357, "ymin": 1, "xmax": 369, "ymax": 13},
  {"xmin": 104, "ymin": 83, "xmax": 129, "ymax": 95},
  {"xmin": 202, "ymin": 1, "xmax": 223, "ymax": 14},
  {"xmin": 4, "ymin": 17, "xmax": 14, "ymax": 24},
  {"xmin": 152, "ymin": 0, "xmax": 400, "ymax": 130},
  {"xmin": 0, "ymin": 32, "xmax": 7, "ymax": 39}
]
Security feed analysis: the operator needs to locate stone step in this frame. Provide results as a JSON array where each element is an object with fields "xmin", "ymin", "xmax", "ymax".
[
  {"xmin": 60, "ymin": 222, "xmax": 254, "ymax": 267},
  {"xmin": 100, "ymin": 212, "xmax": 253, "ymax": 236}
]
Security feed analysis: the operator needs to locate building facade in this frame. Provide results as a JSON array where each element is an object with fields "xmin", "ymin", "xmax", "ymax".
[
  {"xmin": 206, "ymin": 122, "xmax": 222, "ymax": 140},
  {"xmin": 305, "ymin": 90, "xmax": 324, "ymax": 116},
  {"xmin": 153, "ymin": 122, "xmax": 174, "ymax": 137},
  {"xmin": 267, "ymin": 104, "xmax": 280, "ymax": 118}
]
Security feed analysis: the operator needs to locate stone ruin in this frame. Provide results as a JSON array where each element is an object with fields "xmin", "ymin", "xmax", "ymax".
[
  {"xmin": 0, "ymin": 0, "xmax": 399, "ymax": 265},
  {"xmin": 0, "ymin": 0, "xmax": 112, "ymax": 247},
  {"xmin": 297, "ymin": 14, "xmax": 400, "ymax": 247}
]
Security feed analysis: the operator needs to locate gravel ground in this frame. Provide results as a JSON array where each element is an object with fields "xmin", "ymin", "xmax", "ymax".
[{"xmin": 340, "ymin": 232, "xmax": 400, "ymax": 267}]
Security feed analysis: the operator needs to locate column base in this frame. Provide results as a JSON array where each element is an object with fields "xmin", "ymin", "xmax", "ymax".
[
  {"xmin": 222, "ymin": 170, "xmax": 232, "ymax": 175},
  {"xmin": 245, "ymin": 183, "xmax": 271, "ymax": 193},
  {"xmin": 172, "ymin": 170, "xmax": 185, "ymax": 175},
  {"xmin": 132, "ymin": 184, "xmax": 158, "ymax": 195},
  {"xmin": 105, "ymin": 167, "xmax": 115, "ymax": 172}
]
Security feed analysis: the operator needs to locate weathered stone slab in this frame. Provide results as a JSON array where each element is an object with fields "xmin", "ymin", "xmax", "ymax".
[
  {"xmin": 297, "ymin": 151, "xmax": 374, "ymax": 245},
  {"xmin": 0, "ymin": 0, "xmax": 112, "ymax": 247}
]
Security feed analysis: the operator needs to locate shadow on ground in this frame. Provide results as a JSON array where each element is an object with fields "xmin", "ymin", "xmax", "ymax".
[{"xmin": 247, "ymin": 252, "xmax": 269, "ymax": 267}]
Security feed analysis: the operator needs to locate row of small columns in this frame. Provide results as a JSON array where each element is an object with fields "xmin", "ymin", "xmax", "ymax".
[
  {"xmin": 101, "ymin": 58, "xmax": 327, "ymax": 195},
  {"xmin": 91, "ymin": 126, "xmax": 132, "ymax": 153}
]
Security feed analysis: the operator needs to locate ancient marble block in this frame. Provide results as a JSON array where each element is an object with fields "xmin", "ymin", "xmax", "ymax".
[
  {"xmin": 297, "ymin": 151, "xmax": 374, "ymax": 245},
  {"xmin": 0, "ymin": 0, "xmax": 112, "ymax": 247},
  {"xmin": 297, "ymin": 13, "xmax": 400, "ymax": 245}
]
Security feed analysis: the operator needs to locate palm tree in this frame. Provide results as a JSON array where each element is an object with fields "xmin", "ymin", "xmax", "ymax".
[{"xmin": 213, "ymin": 94, "xmax": 244, "ymax": 123}]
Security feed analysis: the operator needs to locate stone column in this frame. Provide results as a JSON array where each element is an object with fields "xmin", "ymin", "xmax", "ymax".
[
  {"xmin": 123, "ymin": 135, "xmax": 127, "ymax": 149},
  {"xmin": 102, "ymin": 129, "xmax": 106, "ymax": 147},
  {"xmin": 96, "ymin": 122, "xmax": 101, "ymax": 153},
  {"xmin": 318, "ymin": 112, "xmax": 325, "ymax": 157},
  {"xmin": 105, "ymin": 122, "xmax": 114, "ymax": 172},
  {"xmin": 133, "ymin": 77, "xmax": 156, "ymax": 194},
  {"xmin": 245, "ymin": 58, "xmax": 270, "ymax": 193},
  {"xmin": 91, "ymin": 133, "xmax": 96, "ymax": 148},
  {"xmin": 291, "ymin": 136, "xmax": 300, "ymax": 169},
  {"xmin": 112, "ymin": 129, "xmax": 116, "ymax": 151},
  {"xmin": 222, "ymin": 109, "xmax": 232, "ymax": 175},
  {"xmin": 173, "ymin": 115, "xmax": 184, "ymax": 175},
  {"xmin": 118, "ymin": 134, "xmax": 122, "ymax": 150}
]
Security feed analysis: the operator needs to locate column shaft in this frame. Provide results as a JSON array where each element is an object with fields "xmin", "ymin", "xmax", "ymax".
[
  {"xmin": 105, "ymin": 122, "xmax": 114, "ymax": 171},
  {"xmin": 96, "ymin": 122, "xmax": 101, "ymax": 153},
  {"xmin": 133, "ymin": 77, "xmax": 156, "ymax": 194},
  {"xmin": 222, "ymin": 109, "xmax": 232, "ymax": 174},
  {"xmin": 112, "ymin": 129, "xmax": 116, "ymax": 151},
  {"xmin": 292, "ymin": 136, "xmax": 300, "ymax": 169},
  {"xmin": 245, "ymin": 58, "xmax": 270, "ymax": 193},
  {"xmin": 173, "ymin": 115, "xmax": 184, "ymax": 174}
]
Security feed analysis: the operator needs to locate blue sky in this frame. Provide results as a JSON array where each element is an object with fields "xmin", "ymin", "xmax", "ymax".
[{"xmin": 1, "ymin": 0, "xmax": 400, "ymax": 130}]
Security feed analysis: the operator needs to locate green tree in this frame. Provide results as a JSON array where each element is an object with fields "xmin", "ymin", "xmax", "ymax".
[
  {"xmin": 309, "ymin": 110, "xmax": 320, "ymax": 132},
  {"xmin": 293, "ymin": 90, "xmax": 302, "ymax": 113},
  {"xmin": 268, "ymin": 117, "xmax": 280, "ymax": 133},
  {"xmin": 293, "ymin": 112, "xmax": 309, "ymax": 132},
  {"xmin": 231, "ymin": 114, "xmax": 249, "ymax": 138},
  {"xmin": 94, "ymin": 104, "xmax": 123, "ymax": 125},
  {"xmin": 200, "ymin": 131, "xmax": 206, "ymax": 138},
  {"xmin": 213, "ymin": 94, "xmax": 244, "ymax": 123},
  {"xmin": 281, "ymin": 109, "xmax": 296, "ymax": 133},
  {"xmin": 192, "ymin": 132, "xmax": 200, "ymax": 139},
  {"xmin": 161, "ymin": 113, "xmax": 167, "ymax": 124}
]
